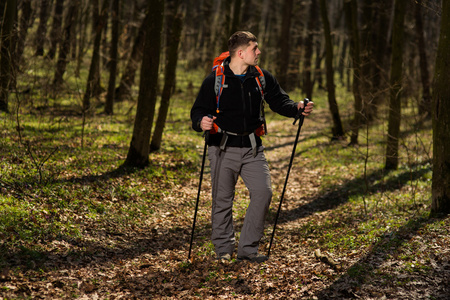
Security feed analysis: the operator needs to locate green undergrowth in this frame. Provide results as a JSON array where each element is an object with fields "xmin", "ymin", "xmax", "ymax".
[{"xmin": 0, "ymin": 65, "xmax": 446, "ymax": 297}]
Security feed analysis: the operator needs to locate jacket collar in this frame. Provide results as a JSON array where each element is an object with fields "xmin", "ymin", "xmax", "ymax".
[{"xmin": 223, "ymin": 56, "xmax": 259, "ymax": 78}]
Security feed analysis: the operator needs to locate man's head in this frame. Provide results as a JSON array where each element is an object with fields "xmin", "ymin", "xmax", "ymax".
[{"xmin": 228, "ymin": 31, "xmax": 261, "ymax": 67}]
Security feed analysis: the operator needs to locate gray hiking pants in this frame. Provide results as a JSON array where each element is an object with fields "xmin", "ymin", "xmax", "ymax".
[{"xmin": 208, "ymin": 146, "xmax": 272, "ymax": 257}]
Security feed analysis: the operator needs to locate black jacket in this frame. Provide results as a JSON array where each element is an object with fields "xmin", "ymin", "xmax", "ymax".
[{"xmin": 190, "ymin": 58, "xmax": 299, "ymax": 147}]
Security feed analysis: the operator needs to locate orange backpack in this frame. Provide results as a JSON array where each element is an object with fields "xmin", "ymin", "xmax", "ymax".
[{"xmin": 211, "ymin": 51, "xmax": 267, "ymax": 136}]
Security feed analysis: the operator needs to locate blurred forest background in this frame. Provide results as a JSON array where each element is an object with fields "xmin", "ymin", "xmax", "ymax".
[
  {"xmin": 1, "ymin": 0, "xmax": 450, "ymax": 298},
  {"xmin": 1, "ymin": 0, "xmax": 448, "ymax": 211}
]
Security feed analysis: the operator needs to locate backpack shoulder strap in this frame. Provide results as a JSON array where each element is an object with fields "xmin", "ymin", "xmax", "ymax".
[
  {"xmin": 214, "ymin": 65, "xmax": 225, "ymax": 114},
  {"xmin": 254, "ymin": 65, "xmax": 266, "ymax": 92}
]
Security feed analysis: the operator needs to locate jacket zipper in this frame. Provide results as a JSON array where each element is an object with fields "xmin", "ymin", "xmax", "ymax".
[{"xmin": 241, "ymin": 81, "xmax": 247, "ymax": 133}]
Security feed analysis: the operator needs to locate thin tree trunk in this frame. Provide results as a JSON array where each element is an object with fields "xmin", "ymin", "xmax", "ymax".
[
  {"xmin": 302, "ymin": 0, "xmax": 317, "ymax": 100},
  {"xmin": 52, "ymin": 0, "xmax": 78, "ymax": 89},
  {"xmin": 15, "ymin": 0, "xmax": 33, "ymax": 65},
  {"xmin": 124, "ymin": 0, "xmax": 164, "ymax": 168},
  {"xmin": 115, "ymin": 10, "xmax": 148, "ymax": 101},
  {"xmin": 319, "ymin": 0, "xmax": 344, "ymax": 139},
  {"xmin": 431, "ymin": 0, "xmax": 450, "ymax": 216},
  {"xmin": 385, "ymin": 0, "xmax": 407, "ymax": 170},
  {"xmin": 46, "ymin": 0, "xmax": 64, "ymax": 59},
  {"xmin": 105, "ymin": 0, "xmax": 120, "ymax": 115},
  {"xmin": 415, "ymin": 2, "xmax": 431, "ymax": 117},
  {"xmin": 0, "ymin": 0, "xmax": 17, "ymax": 112},
  {"xmin": 367, "ymin": 0, "xmax": 393, "ymax": 121},
  {"xmin": 35, "ymin": 0, "xmax": 50, "ymax": 56},
  {"xmin": 276, "ymin": 0, "xmax": 293, "ymax": 90},
  {"xmin": 75, "ymin": 1, "xmax": 89, "ymax": 77},
  {"xmin": 345, "ymin": 0, "xmax": 363, "ymax": 145},
  {"xmin": 151, "ymin": 5, "xmax": 183, "ymax": 152},
  {"xmin": 82, "ymin": 0, "xmax": 109, "ymax": 111}
]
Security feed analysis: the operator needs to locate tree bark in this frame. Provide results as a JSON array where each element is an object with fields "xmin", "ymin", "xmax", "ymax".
[
  {"xmin": 366, "ymin": 0, "xmax": 393, "ymax": 121},
  {"xmin": 46, "ymin": 0, "xmax": 64, "ymax": 59},
  {"xmin": 345, "ymin": 0, "xmax": 363, "ymax": 145},
  {"xmin": 0, "ymin": 0, "xmax": 17, "ymax": 112},
  {"xmin": 52, "ymin": 0, "xmax": 78, "ymax": 89},
  {"xmin": 35, "ymin": 0, "xmax": 50, "ymax": 56},
  {"xmin": 124, "ymin": 0, "xmax": 164, "ymax": 168},
  {"xmin": 415, "ymin": 2, "xmax": 431, "ymax": 117},
  {"xmin": 385, "ymin": 0, "xmax": 407, "ymax": 170},
  {"xmin": 115, "ymin": 10, "xmax": 148, "ymax": 102},
  {"xmin": 319, "ymin": 0, "xmax": 344, "ymax": 139},
  {"xmin": 151, "ymin": 4, "xmax": 183, "ymax": 152},
  {"xmin": 82, "ymin": 0, "xmax": 110, "ymax": 111},
  {"xmin": 431, "ymin": 0, "xmax": 450, "ymax": 216},
  {"xmin": 276, "ymin": 0, "xmax": 293, "ymax": 90},
  {"xmin": 15, "ymin": 0, "xmax": 34, "ymax": 65},
  {"xmin": 302, "ymin": 0, "xmax": 318, "ymax": 100},
  {"xmin": 105, "ymin": 0, "xmax": 120, "ymax": 115}
]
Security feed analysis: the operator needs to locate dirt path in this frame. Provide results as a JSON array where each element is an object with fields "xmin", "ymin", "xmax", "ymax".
[{"xmin": 2, "ymin": 113, "xmax": 449, "ymax": 299}]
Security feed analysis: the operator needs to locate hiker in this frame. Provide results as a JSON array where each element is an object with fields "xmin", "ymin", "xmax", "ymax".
[{"xmin": 190, "ymin": 31, "xmax": 313, "ymax": 263}]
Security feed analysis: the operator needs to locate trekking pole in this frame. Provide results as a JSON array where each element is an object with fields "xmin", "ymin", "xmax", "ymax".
[
  {"xmin": 267, "ymin": 99, "xmax": 310, "ymax": 257},
  {"xmin": 188, "ymin": 115, "xmax": 212, "ymax": 261}
]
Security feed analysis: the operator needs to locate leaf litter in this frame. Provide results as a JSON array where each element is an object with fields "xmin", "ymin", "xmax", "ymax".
[{"xmin": 1, "ymin": 112, "xmax": 449, "ymax": 299}]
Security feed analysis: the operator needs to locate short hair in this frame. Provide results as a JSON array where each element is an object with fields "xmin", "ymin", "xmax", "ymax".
[{"xmin": 228, "ymin": 31, "xmax": 257, "ymax": 57}]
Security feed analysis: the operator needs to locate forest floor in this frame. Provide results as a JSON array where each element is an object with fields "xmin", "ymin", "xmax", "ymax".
[{"xmin": 1, "ymin": 98, "xmax": 449, "ymax": 299}]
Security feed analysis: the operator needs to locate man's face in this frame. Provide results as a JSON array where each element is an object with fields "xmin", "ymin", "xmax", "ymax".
[{"xmin": 241, "ymin": 41, "xmax": 261, "ymax": 66}]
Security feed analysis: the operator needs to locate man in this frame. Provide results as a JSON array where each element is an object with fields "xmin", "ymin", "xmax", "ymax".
[{"xmin": 191, "ymin": 31, "xmax": 313, "ymax": 263}]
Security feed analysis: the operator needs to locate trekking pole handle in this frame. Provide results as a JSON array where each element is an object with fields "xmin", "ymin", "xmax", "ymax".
[
  {"xmin": 293, "ymin": 98, "xmax": 310, "ymax": 125},
  {"xmin": 203, "ymin": 114, "xmax": 213, "ymax": 142}
]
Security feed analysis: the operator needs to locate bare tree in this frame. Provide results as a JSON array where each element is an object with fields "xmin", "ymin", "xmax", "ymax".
[
  {"xmin": 151, "ymin": 1, "xmax": 183, "ymax": 152},
  {"xmin": 0, "ymin": 0, "xmax": 17, "ymax": 112},
  {"xmin": 345, "ymin": 0, "xmax": 363, "ymax": 145},
  {"xmin": 319, "ymin": 0, "xmax": 344, "ymax": 139},
  {"xmin": 82, "ymin": 0, "xmax": 110, "ymax": 111},
  {"xmin": 105, "ymin": 0, "xmax": 120, "ymax": 115},
  {"xmin": 276, "ymin": 0, "xmax": 293, "ymax": 90},
  {"xmin": 385, "ymin": 0, "xmax": 407, "ymax": 170},
  {"xmin": 46, "ymin": 0, "xmax": 64, "ymax": 59},
  {"xmin": 35, "ymin": 0, "xmax": 51, "ymax": 56},
  {"xmin": 52, "ymin": 0, "xmax": 78, "ymax": 89},
  {"xmin": 431, "ymin": 0, "xmax": 450, "ymax": 216},
  {"xmin": 124, "ymin": 0, "xmax": 164, "ymax": 167},
  {"xmin": 415, "ymin": 2, "xmax": 432, "ymax": 117},
  {"xmin": 15, "ymin": 0, "xmax": 34, "ymax": 64}
]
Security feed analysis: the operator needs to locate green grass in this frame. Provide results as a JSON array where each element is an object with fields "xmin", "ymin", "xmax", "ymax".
[{"xmin": 0, "ymin": 59, "xmax": 447, "ymax": 299}]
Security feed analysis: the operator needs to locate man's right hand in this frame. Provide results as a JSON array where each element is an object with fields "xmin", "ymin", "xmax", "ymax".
[{"xmin": 200, "ymin": 115, "xmax": 217, "ymax": 131}]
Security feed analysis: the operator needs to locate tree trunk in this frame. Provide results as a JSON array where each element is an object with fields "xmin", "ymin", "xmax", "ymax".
[
  {"xmin": 82, "ymin": 0, "xmax": 110, "ymax": 111},
  {"xmin": 276, "ymin": 0, "xmax": 293, "ymax": 90},
  {"xmin": 319, "ymin": 0, "xmax": 344, "ymax": 139},
  {"xmin": 53, "ymin": 0, "xmax": 78, "ymax": 89},
  {"xmin": 431, "ymin": 0, "xmax": 450, "ymax": 216},
  {"xmin": 15, "ymin": 0, "xmax": 34, "ymax": 65},
  {"xmin": 0, "ymin": 0, "xmax": 17, "ymax": 112},
  {"xmin": 385, "ymin": 0, "xmax": 406, "ymax": 170},
  {"xmin": 35, "ymin": 0, "xmax": 50, "ymax": 56},
  {"xmin": 230, "ymin": 0, "xmax": 241, "ymax": 36},
  {"xmin": 105, "ymin": 0, "xmax": 120, "ymax": 115},
  {"xmin": 115, "ymin": 10, "xmax": 148, "ymax": 102},
  {"xmin": 366, "ymin": 0, "xmax": 393, "ymax": 121},
  {"xmin": 124, "ymin": 0, "xmax": 164, "ymax": 168},
  {"xmin": 151, "ymin": 4, "xmax": 183, "ymax": 152},
  {"xmin": 302, "ymin": 0, "xmax": 318, "ymax": 100},
  {"xmin": 46, "ymin": 0, "xmax": 64, "ymax": 59},
  {"xmin": 415, "ymin": 2, "xmax": 431, "ymax": 117},
  {"xmin": 75, "ymin": 1, "xmax": 90, "ymax": 77},
  {"xmin": 345, "ymin": 0, "xmax": 363, "ymax": 145}
]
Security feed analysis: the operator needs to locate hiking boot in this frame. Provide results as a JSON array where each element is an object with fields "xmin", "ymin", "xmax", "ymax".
[
  {"xmin": 237, "ymin": 253, "xmax": 269, "ymax": 263},
  {"xmin": 216, "ymin": 253, "xmax": 232, "ymax": 261}
]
